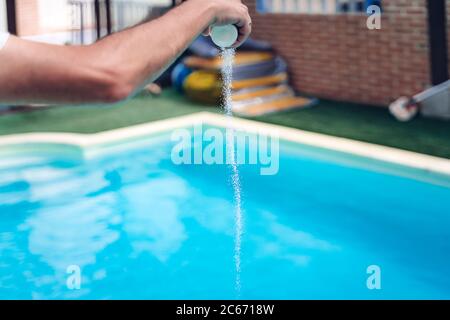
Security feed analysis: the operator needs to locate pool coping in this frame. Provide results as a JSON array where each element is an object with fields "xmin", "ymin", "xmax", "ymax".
[{"xmin": 0, "ymin": 111, "xmax": 449, "ymax": 176}]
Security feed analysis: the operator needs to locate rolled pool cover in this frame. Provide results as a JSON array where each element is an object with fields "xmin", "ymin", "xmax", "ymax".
[
  {"xmin": 233, "ymin": 56, "xmax": 287, "ymax": 81},
  {"xmin": 189, "ymin": 36, "xmax": 273, "ymax": 58},
  {"xmin": 233, "ymin": 96, "xmax": 318, "ymax": 117},
  {"xmin": 182, "ymin": 50, "xmax": 289, "ymax": 104},
  {"xmin": 182, "ymin": 53, "xmax": 287, "ymax": 81},
  {"xmin": 171, "ymin": 63, "xmax": 193, "ymax": 93},
  {"xmin": 183, "ymin": 71, "xmax": 289, "ymax": 104},
  {"xmin": 183, "ymin": 52, "xmax": 274, "ymax": 71},
  {"xmin": 233, "ymin": 85, "xmax": 293, "ymax": 101},
  {"xmin": 183, "ymin": 70, "xmax": 222, "ymax": 104},
  {"xmin": 178, "ymin": 38, "xmax": 318, "ymax": 115}
]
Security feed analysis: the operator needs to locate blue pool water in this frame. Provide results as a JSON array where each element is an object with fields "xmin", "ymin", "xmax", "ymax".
[{"xmin": 0, "ymin": 129, "xmax": 450, "ymax": 299}]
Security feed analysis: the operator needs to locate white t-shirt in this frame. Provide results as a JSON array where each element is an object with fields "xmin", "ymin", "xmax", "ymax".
[{"xmin": 0, "ymin": 32, "xmax": 10, "ymax": 50}]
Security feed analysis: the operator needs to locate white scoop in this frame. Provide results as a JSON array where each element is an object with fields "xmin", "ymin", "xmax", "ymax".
[{"xmin": 210, "ymin": 25, "xmax": 238, "ymax": 48}]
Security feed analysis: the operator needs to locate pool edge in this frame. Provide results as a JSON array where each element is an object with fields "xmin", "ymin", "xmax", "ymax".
[{"xmin": 0, "ymin": 111, "xmax": 449, "ymax": 177}]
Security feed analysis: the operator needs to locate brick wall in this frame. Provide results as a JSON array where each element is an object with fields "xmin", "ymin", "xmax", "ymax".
[{"xmin": 246, "ymin": 0, "xmax": 433, "ymax": 106}]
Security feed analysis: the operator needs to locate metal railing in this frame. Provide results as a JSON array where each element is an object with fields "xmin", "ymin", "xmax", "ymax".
[
  {"xmin": 69, "ymin": 0, "xmax": 172, "ymax": 44},
  {"xmin": 69, "ymin": 0, "xmax": 96, "ymax": 44}
]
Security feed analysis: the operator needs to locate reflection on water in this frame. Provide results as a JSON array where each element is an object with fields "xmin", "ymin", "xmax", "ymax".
[
  {"xmin": 24, "ymin": 194, "xmax": 120, "ymax": 269},
  {"xmin": 123, "ymin": 178, "xmax": 188, "ymax": 262},
  {"xmin": 1, "ymin": 138, "xmax": 450, "ymax": 299},
  {"xmin": 252, "ymin": 212, "xmax": 339, "ymax": 267}
]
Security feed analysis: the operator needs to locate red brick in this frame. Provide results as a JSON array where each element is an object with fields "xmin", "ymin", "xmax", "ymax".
[{"xmin": 245, "ymin": 0, "xmax": 436, "ymax": 106}]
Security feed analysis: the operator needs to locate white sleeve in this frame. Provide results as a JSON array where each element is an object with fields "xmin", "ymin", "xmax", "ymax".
[{"xmin": 0, "ymin": 32, "xmax": 10, "ymax": 50}]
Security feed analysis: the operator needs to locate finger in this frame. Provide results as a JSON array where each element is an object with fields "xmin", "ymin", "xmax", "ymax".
[
  {"xmin": 234, "ymin": 17, "xmax": 251, "ymax": 48},
  {"xmin": 234, "ymin": 5, "xmax": 250, "ymax": 28}
]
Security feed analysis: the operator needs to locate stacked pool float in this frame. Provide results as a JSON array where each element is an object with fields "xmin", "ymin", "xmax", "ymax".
[{"xmin": 171, "ymin": 37, "xmax": 317, "ymax": 116}]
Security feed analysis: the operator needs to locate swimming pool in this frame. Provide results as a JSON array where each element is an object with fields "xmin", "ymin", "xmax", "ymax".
[{"xmin": 1, "ymin": 116, "xmax": 450, "ymax": 299}]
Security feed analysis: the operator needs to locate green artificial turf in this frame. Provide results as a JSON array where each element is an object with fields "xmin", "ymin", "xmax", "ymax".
[
  {"xmin": 0, "ymin": 90, "xmax": 216, "ymax": 134},
  {"xmin": 0, "ymin": 89, "xmax": 449, "ymax": 158},
  {"xmin": 255, "ymin": 99, "xmax": 450, "ymax": 159}
]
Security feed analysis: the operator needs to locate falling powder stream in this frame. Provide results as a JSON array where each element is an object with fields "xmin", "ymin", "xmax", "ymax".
[{"xmin": 220, "ymin": 48, "xmax": 243, "ymax": 296}]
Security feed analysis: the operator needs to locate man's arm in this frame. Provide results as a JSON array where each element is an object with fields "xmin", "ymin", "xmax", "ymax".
[{"xmin": 0, "ymin": 0, "xmax": 251, "ymax": 105}]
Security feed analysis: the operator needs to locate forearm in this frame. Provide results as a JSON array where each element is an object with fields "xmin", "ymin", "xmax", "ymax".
[
  {"xmin": 0, "ymin": 40, "xmax": 115, "ymax": 104},
  {"xmin": 90, "ymin": 0, "xmax": 216, "ymax": 94},
  {"xmin": 0, "ymin": 0, "xmax": 250, "ymax": 105},
  {"xmin": 0, "ymin": 2, "xmax": 215, "ymax": 105}
]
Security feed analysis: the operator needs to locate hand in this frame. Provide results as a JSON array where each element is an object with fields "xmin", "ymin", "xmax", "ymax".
[{"xmin": 200, "ymin": 0, "xmax": 252, "ymax": 47}]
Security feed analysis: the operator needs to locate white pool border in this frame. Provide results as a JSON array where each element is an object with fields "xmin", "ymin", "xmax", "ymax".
[{"xmin": 0, "ymin": 111, "xmax": 449, "ymax": 177}]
